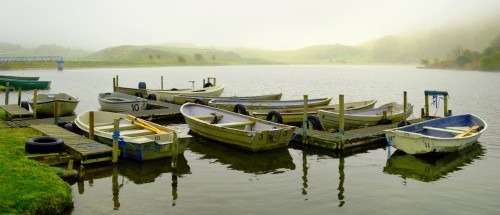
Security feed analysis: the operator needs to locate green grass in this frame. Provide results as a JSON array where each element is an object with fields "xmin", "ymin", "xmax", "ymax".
[{"xmin": 0, "ymin": 127, "xmax": 73, "ymax": 214}]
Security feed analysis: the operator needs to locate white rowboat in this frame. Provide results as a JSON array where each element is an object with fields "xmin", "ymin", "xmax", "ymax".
[{"xmin": 98, "ymin": 92, "xmax": 148, "ymax": 112}]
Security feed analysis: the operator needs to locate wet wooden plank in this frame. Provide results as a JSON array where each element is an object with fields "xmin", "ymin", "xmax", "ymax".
[{"xmin": 0, "ymin": 104, "xmax": 33, "ymax": 120}]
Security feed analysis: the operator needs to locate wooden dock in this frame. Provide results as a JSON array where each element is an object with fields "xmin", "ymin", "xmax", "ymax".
[
  {"xmin": 30, "ymin": 124, "xmax": 113, "ymax": 164},
  {"xmin": 293, "ymin": 118, "xmax": 425, "ymax": 151},
  {"xmin": 0, "ymin": 104, "xmax": 33, "ymax": 120}
]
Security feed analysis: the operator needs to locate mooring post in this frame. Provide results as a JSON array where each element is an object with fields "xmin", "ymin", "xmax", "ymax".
[
  {"xmin": 54, "ymin": 100, "xmax": 59, "ymax": 125},
  {"xmin": 116, "ymin": 75, "xmax": 119, "ymax": 88},
  {"xmin": 17, "ymin": 88, "xmax": 22, "ymax": 106},
  {"xmin": 161, "ymin": 76, "xmax": 164, "ymax": 90},
  {"xmin": 424, "ymin": 93, "xmax": 429, "ymax": 117},
  {"xmin": 302, "ymin": 95, "xmax": 309, "ymax": 144},
  {"xmin": 112, "ymin": 118, "xmax": 119, "ymax": 163},
  {"xmin": 33, "ymin": 89, "xmax": 38, "ymax": 119},
  {"xmin": 89, "ymin": 111, "xmax": 95, "ymax": 140},
  {"xmin": 383, "ymin": 111, "xmax": 387, "ymax": 119},
  {"xmin": 404, "ymin": 91, "xmax": 407, "ymax": 125},
  {"xmin": 4, "ymin": 82, "xmax": 9, "ymax": 105},
  {"xmin": 171, "ymin": 132, "xmax": 178, "ymax": 169},
  {"xmin": 339, "ymin": 94, "xmax": 345, "ymax": 149},
  {"xmin": 113, "ymin": 77, "xmax": 116, "ymax": 92},
  {"xmin": 444, "ymin": 94, "xmax": 449, "ymax": 117}
]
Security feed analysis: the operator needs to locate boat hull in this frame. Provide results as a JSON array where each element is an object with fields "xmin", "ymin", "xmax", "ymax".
[
  {"xmin": 318, "ymin": 102, "xmax": 413, "ymax": 131},
  {"xmin": 172, "ymin": 93, "xmax": 282, "ymax": 105},
  {"xmin": 181, "ymin": 103, "xmax": 296, "ymax": 152},
  {"xmin": 98, "ymin": 92, "xmax": 148, "ymax": 112},
  {"xmin": 74, "ymin": 111, "xmax": 191, "ymax": 161},
  {"xmin": 148, "ymin": 85, "xmax": 225, "ymax": 102},
  {"xmin": 385, "ymin": 114, "xmax": 487, "ymax": 154},
  {"xmin": 210, "ymin": 97, "xmax": 333, "ymax": 111},
  {"xmin": 29, "ymin": 93, "xmax": 79, "ymax": 116}
]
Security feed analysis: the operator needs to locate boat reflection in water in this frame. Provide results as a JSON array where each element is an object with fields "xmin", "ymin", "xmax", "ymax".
[
  {"xmin": 384, "ymin": 144, "xmax": 485, "ymax": 182},
  {"xmin": 188, "ymin": 136, "xmax": 295, "ymax": 174},
  {"xmin": 74, "ymin": 155, "xmax": 190, "ymax": 210}
]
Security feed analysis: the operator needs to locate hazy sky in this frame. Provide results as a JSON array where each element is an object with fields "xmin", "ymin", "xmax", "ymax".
[{"xmin": 1, "ymin": 0, "xmax": 499, "ymax": 51}]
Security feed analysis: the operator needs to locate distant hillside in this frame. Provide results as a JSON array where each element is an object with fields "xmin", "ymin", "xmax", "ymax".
[{"xmin": 0, "ymin": 44, "xmax": 91, "ymax": 59}]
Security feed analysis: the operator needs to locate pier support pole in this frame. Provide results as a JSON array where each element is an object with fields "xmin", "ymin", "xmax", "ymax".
[
  {"xmin": 17, "ymin": 88, "xmax": 22, "ymax": 106},
  {"xmin": 339, "ymin": 94, "xmax": 345, "ymax": 149},
  {"xmin": 171, "ymin": 133, "xmax": 178, "ymax": 169},
  {"xmin": 112, "ymin": 118, "xmax": 119, "ymax": 163},
  {"xmin": 113, "ymin": 78, "xmax": 116, "ymax": 92},
  {"xmin": 444, "ymin": 94, "xmax": 449, "ymax": 117},
  {"xmin": 302, "ymin": 95, "xmax": 309, "ymax": 144},
  {"xmin": 33, "ymin": 90, "xmax": 38, "ymax": 119},
  {"xmin": 53, "ymin": 100, "xmax": 59, "ymax": 125},
  {"xmin": 403, "ymin": 91, "xmax": 407, "ymax": 125},
  {"xmin": 424, "ymin": 93, "xmax": 429, "ymax": 117},
  {"xmin": 116, "ymin": 75, "xmax": 119, "ymax": 88},
  {"xmin": 89, "ymin": 111, "xmax": 95, "ymax": 140},
  {"xmin": 161, "ymin": 76, "xmax": 164, "ymax": 90},
  {"xmin": 4, "ymin": 82, "xmax": 9, "ymax": 105}
]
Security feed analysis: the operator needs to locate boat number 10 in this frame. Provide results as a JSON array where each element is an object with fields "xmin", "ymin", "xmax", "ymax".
[{"xmin": 131, "ymin": 103, "xmax": 146, "ymax": 111}]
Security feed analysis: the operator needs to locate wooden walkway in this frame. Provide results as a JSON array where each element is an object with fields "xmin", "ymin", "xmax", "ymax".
[
  {"xmin": 30, "ymin": 124, "xmax": 112, "ymax": 164},
  {"xmin": 293, "ymin": 118, "xmax": 425, "ymax": 151},
  {"xmin": 0, "ymin": 104, "xmax": 33, "ymax": 120}
]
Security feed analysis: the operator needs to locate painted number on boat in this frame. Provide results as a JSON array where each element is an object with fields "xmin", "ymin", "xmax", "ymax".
[
  {"xmin": 131, "ymin": 103, "xmax": 146, "ymax": 111},
  {"xmin": 155, "ymin": 136, "xmax": 161, "ymax": 141}
]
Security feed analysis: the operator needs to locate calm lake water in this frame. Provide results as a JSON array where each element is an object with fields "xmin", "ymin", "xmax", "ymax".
[{"xmin": 1, "ymin": 65, "xmax": 500, "ymax": 214}]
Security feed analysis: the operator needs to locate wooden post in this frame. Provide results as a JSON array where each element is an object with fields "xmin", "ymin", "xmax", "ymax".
[
  {"xmin": 112, "ymin": 118, "xmax": 119, "ymax": 163},
  {"xmin": 448, "ymin": 110, "xmax": 452, "ymax": 116},
  {"xmin": 68, "ymin": 159, "xmax": 74, "ymax": 170},
  {"xmin": 89, "ymin": 111, "xmax": 95, "ymax": 140},
  {"xmin": 403, "ymin": 91, "xmax": 407, "ymax": 125},
  {"xmin": 4, "ymin": 82, "xmax": 9, "ymax": 105},
  {"xmin": 424, "ymin": 93, "xmax": 429, "ymax": 117},
  {"xmin": 17, "ymin": 88, "xmax": 22, "ymax": 106},
  {"xmin": 33, "ymin": 89, "xmax": 38, "ymax": 119},
  {"xmin": 302, "ymin": 95, "xmax": 308, "ymax": 144},
  {"xmin": 171, "ymin": 132, "xmax": 178, "ymax": 169},
  {"xmin": 113, "ymin": 77, "xmax": 116, "ymax": 92},
  {"xmin": 53, "ymin": 100, "xmax": 59, "ymax": 125},
  {"xmin": 161, "ymin": 76, "xmax": 164, "ymax": 90},
  {"xmin": 116, "ymin": 75, "xmax": 119, "ymax": 87},
  {"xmin": 382, "ymin": 111, "xmax": 387, "ymax": 119},
  {"xmin": 339, "ymin": 94, "xmax": 345, "ymax": 149},
  {"xmin": 443, "ymin": 94, "xmax": 448, "ymax": 116},
  {"xmin": 421, "ymin": 108, "xmax": 425, "ymax": 118}
]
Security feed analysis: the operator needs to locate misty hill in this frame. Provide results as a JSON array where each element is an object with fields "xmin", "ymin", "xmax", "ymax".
[{"xmin": 0, "ymin": 44, "xmax": 91, "ymax": 59}]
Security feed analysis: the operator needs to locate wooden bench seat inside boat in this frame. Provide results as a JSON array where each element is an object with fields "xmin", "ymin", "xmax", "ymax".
[
  {"xmin": 96, "ymin": 123, "xmax": 140, "ymax": 131},
  {"xmin": 423, "ymin": 126, "xmax": 479, "ymax": 137},
  {"xmin": 213, "ymin": 120, "xmax": 256, "ymax": 128},
  {"xmin": 193, "ymin": 113, "xmax": 223, "ymax": 121},
  {"xmin": 119, "ymin": 129, "xmax": 156, "ymax": 136}
]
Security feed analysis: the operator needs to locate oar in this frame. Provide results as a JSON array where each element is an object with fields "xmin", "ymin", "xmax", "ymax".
[
  {"xmin": 128, "ymin": 114, "xmax": 176, "ymax": 133},
  {"xmin": 123, "ymin": 117, "xmax": 165, "ymax": 134},
  {"xmin": 454, "ymin": 125, "xmax": 480, "ymax": 138}
]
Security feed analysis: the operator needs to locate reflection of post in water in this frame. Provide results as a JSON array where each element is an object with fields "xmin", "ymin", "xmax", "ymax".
[
  {"xmin": 337, "ymin": 152, "xmax": 345, "ymax": 207},
  {"xmin": 112, "ymin": 165, "xmax": 120, "ymax": 210},
  {"xmin": 301, "ymin": 151, "xmax": 308, "ymax": 196},
  {"xmin": 171, "ymin": 165, "xmax": 178, "ymax": 206},
  {"xmin": 171, "ymin": 133, "xmax": 179, "ymax": 206}
]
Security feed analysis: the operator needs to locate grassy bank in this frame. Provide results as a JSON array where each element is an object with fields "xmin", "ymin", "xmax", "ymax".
[{"xmin": 0, "ymin": 112, "xmax": 73, "ymax": 214}]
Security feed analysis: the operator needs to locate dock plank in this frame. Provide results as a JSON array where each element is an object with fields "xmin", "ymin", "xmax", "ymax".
[
  {"xmin": 30, "ymin": 124, "xmax": 112, "ymax": 164},
  {"xmin": 0, "ymin": 104, "xmax": 33, "ymax": 120}
]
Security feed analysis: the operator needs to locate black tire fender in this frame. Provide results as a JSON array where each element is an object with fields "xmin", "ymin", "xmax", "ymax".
[
  {"xmin": 147, "ymin": 93, "xmax": 157, "ymax": 101},
  {"xmin": 135, "ymin": 92, "xmax": 143, "ymax": 98},
  {"xmin": 266, "ymin": 110, "xmax": 283, "ymax": 124},
  {"xmin": 21, "ymin": 101, "xmax": 30, "ymax": 111},
  {"xmin": 203, "ymin": 82, "xmax": 213, "ymax": 88},
  {"xmin": 194, "ymin": 99, "xmax": 207, "ymax": 105},
  {"xmin": 378, "ymin": 118, "xmax": 393, "ymax": 125},
  {"xmin": 307, "ymin": 115, "xmax": 322, "ymax": 130},
  {"xmin": 25, "ymin": 136, "xmax": 64, "ymax": 154},
  {"xmin": 233, "ymin": 104, "xmax": 249, "ymax": 115},
  {"xmin": 397, "ymin": 120, "xmax": 411, "ymax": 127}
]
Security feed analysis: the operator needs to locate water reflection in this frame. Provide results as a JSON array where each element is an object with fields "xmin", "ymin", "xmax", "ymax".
[
  {"xmin": 188, "ymin": 137, "xmax": 295, "ymax": 174},
  {"xmin": 75, "ymin": 156, "xmax": 190, "ymax": 209},
  {"xmin": 384, "ymin": 144, "xmax": 485, "ymax": 182}
]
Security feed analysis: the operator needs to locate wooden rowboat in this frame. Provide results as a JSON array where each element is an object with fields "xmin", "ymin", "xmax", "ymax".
[
  {"xmin": 74, "ymin": 111, "xmax": 191, "ymax": 161},
  {"xmin": 318, "ymin": 102, "xmax": 413, "ymax": 131},
  {"xmin": 208, "ymin": 97, "xmax": 333, "ymax": 112},
  {"xmin": 0, "ymin": 78, "xmax": 51, "ymax": 90},
  {"xmin": 148, "ymin": 85, "xmax": 225, "ymax": 102},
  {"xmin": 384, "ymin": 114, "xmax": 487, "ymax": 154},
  {"xmin": 0, "ymin": 75, "xmax": 40, "ymax": 80},
  {"xmin": 171, "ymin": 93, "xmax": 283, "ymax": 105},
  {"xmin": 181, "ymin": 103, "xmax": 296, "ymax": 152},
  {"xmin": 249, "ymin": 100, "xmax": 376, "ymax": 125},
  {"xmin": 29, "ymin": 93, "xmax": 79, "ymax": 116},
  {"xmin": 98, "ymin": 92, "xmax": 148, "ymax": 112}
]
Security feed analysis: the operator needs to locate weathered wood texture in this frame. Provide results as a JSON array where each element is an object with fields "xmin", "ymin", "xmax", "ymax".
[
  {"xmin": 0, "ymin": 104, "xmax": 33, "ymax": 120},
  {"xmin": 30, "ymin": 124, "xmax": 112, "ymax": 164}
]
